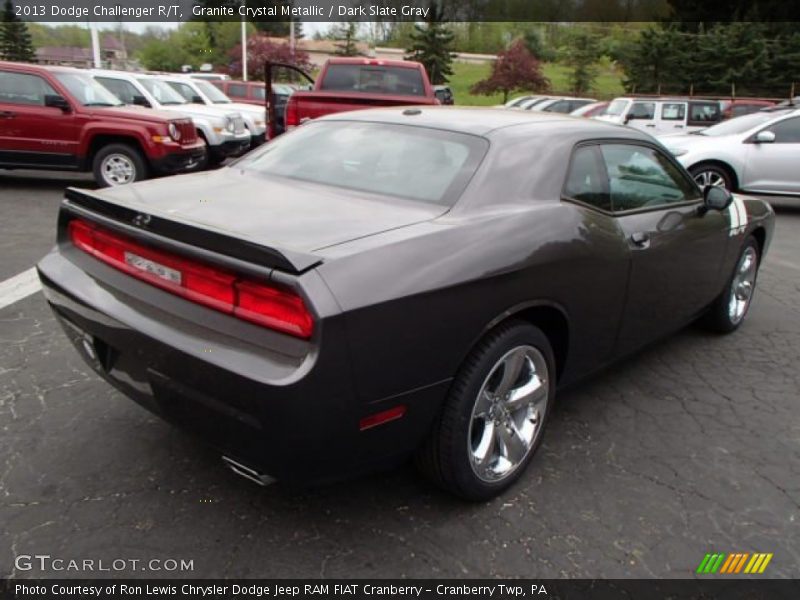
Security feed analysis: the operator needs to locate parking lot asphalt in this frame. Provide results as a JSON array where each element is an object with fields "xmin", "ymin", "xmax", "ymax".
[{"xmin": 1, "ymin": 169, "xmax": 799, "ymax": 579}]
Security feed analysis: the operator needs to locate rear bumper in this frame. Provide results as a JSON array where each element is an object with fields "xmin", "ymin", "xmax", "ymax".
[{"xmin": 36, "ymin": 249, "xmax": 444, "ymax": 485}]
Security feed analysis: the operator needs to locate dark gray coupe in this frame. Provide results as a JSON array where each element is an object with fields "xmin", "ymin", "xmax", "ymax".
[{"xmin": 38, "ymin": 108, "xmax": 775, "ymax": 499}]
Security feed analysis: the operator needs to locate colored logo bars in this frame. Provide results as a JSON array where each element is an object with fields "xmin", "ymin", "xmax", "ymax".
[{"xmin": 696, "ymin": 552, "xmax": 773, "ymax": 574}]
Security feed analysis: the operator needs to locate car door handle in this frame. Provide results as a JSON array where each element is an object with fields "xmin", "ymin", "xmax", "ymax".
[
  {"xmin": 645, "ymin": 123, "xmax": 656, "ymax": 128},
  {"xmin": 674, "ymin": 125, "xmax": 684, "ymax": 128},
  {"xmin": 630, "ymin": 232, "xmax": 650, "ymax": 248},
  {"xmin": 0, "ymin": 110, "xmax": 15, "ymax": 118}
]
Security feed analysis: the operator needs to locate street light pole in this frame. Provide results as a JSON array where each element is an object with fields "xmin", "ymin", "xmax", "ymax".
[{"xmin": 242, "ymin": 18, "xmax": 248, "ymax": 81}]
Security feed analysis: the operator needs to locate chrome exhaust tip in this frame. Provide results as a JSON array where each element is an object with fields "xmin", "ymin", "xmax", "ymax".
[{"xmin": 222, "ymin": 456, "xmax": 276, "ymax": 487}]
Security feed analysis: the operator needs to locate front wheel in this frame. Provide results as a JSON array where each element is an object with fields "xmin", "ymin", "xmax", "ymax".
[
  {"xmin": 92, "ymin": 143, "xmax": 147, "ymax": 187},
  {"xmin": 701, "ymin": 237, "xmax": 760, "ymax": 333},
  {"xmin": 690, "ymin": 163, "xmax": 733, "ymax": 191},
  {"xmin": 416, "ymin": 321, "xmax": 555, "ymax": 500}
]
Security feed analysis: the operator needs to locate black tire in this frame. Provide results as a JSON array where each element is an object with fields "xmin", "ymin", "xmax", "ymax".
[
  {"xmin": 92, "ymin": 143, "xmax": 147, "ymax": 187},
  {"xmin": 689, "ymin": 163, "xmax": 734, "ymax": 191},
  {"xmin": 701, "ymin": 236, "xmax": 760, "ymax": 333},
  {"xmin": 416, "ymin": 321, "xmax": 556, "ymax": 501}
]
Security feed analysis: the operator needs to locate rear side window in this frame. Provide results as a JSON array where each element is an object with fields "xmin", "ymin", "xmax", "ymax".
[
  {"xmin": 320, "ymin": 64, "xmax": 426, "ymax": 96},
  {"xmin": 688, "ymin": 102, "xmax": 721, "ymax": 126},
  {"xmin": 238, "ymin": 121, "xmax": 487, "ymax": 206},
  {"xmin": 227, "ymin": 84, "xmax": 247, "ymax": 98},
  {"xmin": 661, "ymin": 103, "xmax": 686, "ymax": 121},
  {"xmin": 563, "ymin": 146, "xmax": 610, "ymax": 211},
  {"xmin": 0, "ymin": 71, "xmax": 57, "ymax": 106},
  {"xmin": 251, "ymin": 86, "xmax": 266, "ymax": 100},
  {"xmin": 600, "ymin": 144, "xmax": 700, "ymax": 211}
]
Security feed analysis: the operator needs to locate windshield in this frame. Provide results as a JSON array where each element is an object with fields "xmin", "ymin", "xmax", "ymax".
[
  {"xmin": 696, "ymin": 110, "xmax": 791, "ymax": 136},
  {"xmin": 605, "ymin": 99, "xmax": 629, "ymax": 116},
  {"xmin": 237, "ymin": 121, "xmax": 488, "ymax": 206},
  {"xmin": 137, "ymin": 78, "xmax": 186, "ymax": 105},
  {"xmin": 195, "ymin": 80, "xmax": 231, "ymax": 104},
  {"xmin": 54, "ymin": 73, "xmax": 123, "ymax": 107}
]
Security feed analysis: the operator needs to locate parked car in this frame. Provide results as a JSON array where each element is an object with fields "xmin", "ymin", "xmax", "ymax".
[
  {"xmin": 212, "ymin": 80, "xmax": 294, "ymax": 138},
  {"xmin": 517, "ymin": 96, "xmax": 553, "ymax": 110},
  {"xmin": 157, "ymin": 75, "xmax": 267, "ymax": 147},
  {"xmin": 433, "ymin": 85, "xmax": 454, "ymax": 105},
  {"xmin": 188, "ymin": 73, "xmax": 230, "ymax": 82},
  {"xmin": 570, "ymin": 101, "xmax": 609, "ymax": 118},
  {"xmin": 596, "ymin": 97, "xmax": 722, "ymax": 133},
  {"xmin": 38, "ymin": 108, "xmax": 773, "ymax": 499},
  {"xmin": 718, "ymin": 98, "xmax": 776, "ymax": 120},
  {"xmin": 0, "ymin": 62, "xmax": 205, "ymax": 187},
  {"xmin": 530, "ymin": 97, "xmax": 597, "ymax": 114},
  {"xmin": 504, "ymin": 95, "xmax": 536, "ymax": 108},
  {"xmin": 282, "ymin": 58, "xmax": 438, "ymax": 131},
  {"xmin": 659, "ymin": 107, "xmax": 800, "ymax": 193},
  {"xmin": 91, "ymin": 70, "xmax": 250, "ymax": 165}
]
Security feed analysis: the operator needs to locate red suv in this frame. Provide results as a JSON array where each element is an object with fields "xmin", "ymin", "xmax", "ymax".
[{"xmin": 0, "ymin": 62, "xmax": 206, "ymax": 186}]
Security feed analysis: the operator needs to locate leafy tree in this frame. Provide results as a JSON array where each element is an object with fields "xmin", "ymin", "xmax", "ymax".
[
  {"xmin": 471, "ymin": 39, "xmax": 550, "ymax": 103},
  {"xmin": 0, "ymin": 0, "xmax": 35, "ymax": 62},
  {"xmin": 404, "ymin": 1, "xmax": 455, "ymax": 85},
  {"xmin": 227, "ymin": 34, "xmax": 312, "ymax": 80},
  {"xmin": 332, "ymin": 22, "xmax": 363, "ymax": 57},
  {"xmin": 561, "ymin": 29, "xmax": 601, "ymax": 95},
  {"xmin": 138, "ymin": 38, "xmax": 190, "ymax": 72}
]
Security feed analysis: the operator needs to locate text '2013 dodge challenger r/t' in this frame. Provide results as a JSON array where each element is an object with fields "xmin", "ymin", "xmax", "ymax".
[{"xmin": 38, "ymin": 108, "xmax": 775, "ymax": 499}]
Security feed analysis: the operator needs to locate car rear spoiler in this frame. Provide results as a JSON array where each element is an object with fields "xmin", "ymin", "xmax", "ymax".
[{"xmin": 61, "ymin": 188, "xmax": 322, "ymax": 274}]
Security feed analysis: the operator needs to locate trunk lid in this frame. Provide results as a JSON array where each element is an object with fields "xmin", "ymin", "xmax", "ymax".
[{"xmin": 63, "ymin": 168, "xmax": 445, "ymax": 273}]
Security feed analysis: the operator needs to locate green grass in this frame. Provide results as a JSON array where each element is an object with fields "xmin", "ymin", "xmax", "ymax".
[{"xmin": 448, "ymin": 61, "xmax": 625, "ymax": 106}]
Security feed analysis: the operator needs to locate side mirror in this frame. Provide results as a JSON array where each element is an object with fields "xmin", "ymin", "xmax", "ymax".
[
  {"xmin": 132, "ymin": 95, "xmax": 151, "ymax": 108},
  {"xmin": 191, "ymin": 95, "xmax": 204, "ymax": 104},
  {"xmin": 754, "ymin": 130, "xmax": 776, "ymax": 143},
  {"xmin": 703, "ymin": 185, "xmax": 733, "ymax": 212},
  {"xmin": 44, "ymin": 94, "xmax": 70, "ymax": 111}
]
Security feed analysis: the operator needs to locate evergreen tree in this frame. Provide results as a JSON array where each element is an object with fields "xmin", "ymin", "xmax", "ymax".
[
  {"xmin": 404, "ymin": 1, "xmax": 455, "ymax": 85},
  {"xmin": 332, "ymin": 22, "xmax": 363, "ymax": 57},
  {"xmin": 561, "ymin": 29, "xmax": 600, "ymax": 95},
  {"xmin": 0, "ymin": 0, "xmax": 36, "ymax": 62}
]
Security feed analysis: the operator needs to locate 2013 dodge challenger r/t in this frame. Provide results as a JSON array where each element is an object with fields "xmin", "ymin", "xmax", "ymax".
[{"xmin": 37, "ymin": 108, "xmax": 775, "ymax": 499}]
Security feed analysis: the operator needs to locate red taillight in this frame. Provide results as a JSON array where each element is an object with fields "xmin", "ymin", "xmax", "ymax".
[
  {"xmin": 68, "ymin": 219, "xmax": 313, "ymax": 339},
  {"xmin": 284, "ymin": 97, "xmax": 298, "ymax": 128}
]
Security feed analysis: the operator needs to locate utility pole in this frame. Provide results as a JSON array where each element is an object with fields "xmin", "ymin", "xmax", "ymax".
[
  {"xmin": 90, "ymin": 24, "xmax": 101, "ymax": 68},
  {"xmin": 241, "ymin": 0, "xmax": 248, "ymax": 81}
]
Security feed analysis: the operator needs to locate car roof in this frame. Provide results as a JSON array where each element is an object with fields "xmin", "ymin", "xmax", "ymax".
[
  {"xmin": 318, "ymin": 106, "xmax": 649, "ymax": 139},
  {"xmin": 325, "ymin": 57, "xmax": 420, "ymax": 69},
  {"xmin": 0, "ymin": 61, "xmax": 84, "ymax": 74}
]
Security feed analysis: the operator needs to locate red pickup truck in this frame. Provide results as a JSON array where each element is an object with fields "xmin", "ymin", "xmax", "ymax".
[
  {"xmin": 282, "ymin": 58, "xmax": 439, "ymax": 132},
  {"xmin": 0, "ymin": 62, "xmax": 206, "ymax": 187}
]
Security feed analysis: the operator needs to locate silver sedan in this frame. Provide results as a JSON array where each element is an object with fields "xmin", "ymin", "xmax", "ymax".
[{"xmin": 659, "ymin": 108, "xmax": 800, "ymax": 194}]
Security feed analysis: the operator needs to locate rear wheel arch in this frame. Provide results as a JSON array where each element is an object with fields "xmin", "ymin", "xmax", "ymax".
[{"xmin": 473, "ymin": 302, "xmax": 569, "ymax": 384}]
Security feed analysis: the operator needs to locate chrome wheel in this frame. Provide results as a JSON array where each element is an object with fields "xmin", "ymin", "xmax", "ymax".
[
  {"xmin": 693, "ymin": 169, "xmax": 727, "ymax": 189},
  {"xmin": 101, "ymin": 153, "xmax": 136, "ymax": 186},
  {"xmin": 468, "ymin": 345, "xmax": 549, "ymax": 483},
  {"xmin": 728, "ymin": 246, "xmax": 757, "ymax": 325}
]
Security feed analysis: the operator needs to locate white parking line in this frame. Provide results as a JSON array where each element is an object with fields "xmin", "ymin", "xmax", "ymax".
[{"xmin": 0, "ymin": 268, "xmax": 42, "ymax": 311}]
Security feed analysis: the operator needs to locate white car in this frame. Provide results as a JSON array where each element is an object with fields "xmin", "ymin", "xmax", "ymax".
[
  {"xmin": 659, "ymin": 108, "xmax": 800, "ymax": 194},
  {"xmin": 156, "ymin": 75, "xmax": 266, "ymax": 148},
  {"xmin": 596, "ymin": 97, "xmax": 722, "ymax": 134},
  {"xmin": 92, "ymin": 70, "xmax": 251, "ymax": 165}
]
